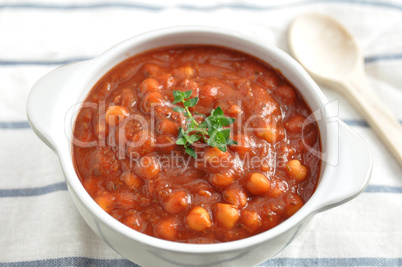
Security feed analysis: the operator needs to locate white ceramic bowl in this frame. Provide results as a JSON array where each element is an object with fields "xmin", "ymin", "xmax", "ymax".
[{"xmin": 27, "ymin": 26, "xmax": 372, "ymax": 267}]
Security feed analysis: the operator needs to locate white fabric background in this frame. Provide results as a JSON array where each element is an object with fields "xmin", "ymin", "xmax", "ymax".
[{"xmin": 0, "ymin": 0, "xmax": 401, "ymax": 266}]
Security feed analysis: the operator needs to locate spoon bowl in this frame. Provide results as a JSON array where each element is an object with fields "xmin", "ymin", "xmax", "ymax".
[
  {"xmin": 288, "ymin": 13, "xmax": 402, "ymax": 167},
  {"xmin": 289, "ymin": 13, "xmax": 360, "ymax": 86}
]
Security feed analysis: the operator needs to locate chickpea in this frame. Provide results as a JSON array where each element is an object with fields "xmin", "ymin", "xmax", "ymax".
[
  {"xmin": 198, "ymin": 84, "xmax": 222, "ymax": 110},
  {"xmin": 285, "ymin": 160, "xmax": 308, "ymax": 182},
  {"xmin": 173, "ymin": 66, "xmax": 195, "ymax": 78},
  {"xmin": 198, "ymin": 189, "xmax": 212, "ymax": 197},
  {"xmin": 156, "ymin": 135, "xmax": 176, "ymax": 153},
  {"xmin": 139, "ymin": 78, "xmax": 161, "ymax": 95},
  {"xmin": 114, "ymin": 94, "xmax": 122, "ymax": 105},
  {"xmin": 226, "ymin": 104, "xmax": 242, "ymax": 117},
  {"xmin": 95, "ymin": 193, "xmax": 115, "ymax": 212},
  {"xmin": 279, "ymin": 146, "xmax": 295, "ymax": 158},
  {"xmin": 118, "ymin": 89, "xmax": 137, "ymax": 109},
  {"xmin": 284, "ymin": 193, "xmax": 304, "ymax": 217},
  {"xmin": 115, "ymin": 192, "xmax": 136, "ymax": 208},
  {"xmin": 94, "ymin": 119, "xmax": 108, "ymax": 140},
  {"xmin": 268, "ymin": 177, "xmax": 288, "ymax": 198},
  {"xmin": 261, "ymin": 206, "xmax": 281, "ymax": 230},
  {"xmin": 121, "ymin": 118, "xmax": 142, "ymax": 143},
  {"xmin": 276, "ymin": 85, "xmax": 297, "ymax": 105},
  {"xmin": 302, "ymin": 126, "xmax": 318, "ymax": 148},
  {"xmin": 142, "ymin": 63, "xmax": 161, "ymax": 77},
  {"xmin": 255, "ymin": 124, "xmax": 284, "ymax": 144},
  {"xmin": 186, "ymin": 206, "xmax": 212, "ymax": 232},
  {"xmin": 269, "ymin": 198, "xmax": 287, "ymax": 217},
  {"xmin": 105, "ymin": 105, "xmax": 129, "ymax": 126},
  {"xmin": 154, "ymin": 218, "xmax": 178, "ymax": 241},
  {"xmin": 246, "ymin": 173, "xmax": 271, "ymax": 195},
  {"xmin": 215, "ymin": 203, "xmax": 239, "ymax": 229},
  {"xmin": 121, "ymin": 171, "xmax": 143, "ymax": 189},
  {"xmin": 124, "ymin": 213, "xmax": 144, "ymax": 232},
  {"xmin": 181, "ymin": 79, "xmax": 199, "ymax": 94},
  {"xmin": 141, "ymin": 91, "xmax": 164, "ymax": 113},
  {"xmin": 204, "ymin": 147, "xmax": 230, "ymax": 167},
  {"xmin": 157, "ymin": 73, "xmax": 176, "ymax": 89},
  {"xmin": 134, "ymin": 156, "xmax": 160, "ymax": 179},
  {"xmin": 231, "ymin": 134, "xmax": 255, "ymax": 158},
  {"xmin": 183, "ymin": 66, "xmax": 195, "ymax": 77},
  {"xmin": 223, "ymin": 187, "xmax": 248, "ymax": 208},
  {"xmin": 158, "ymin": 119, "xmax": 179, "ymax": 136},
  {"xmin": 83, "ymin": 178, "xmax": 100, "ymax": 194},
  {"xmin": 241, "ymin": 210, "xmax": 261, "ymax": 233},
  {"xmin": 210, "ymin": 171, "xmax": 234, "ymax": 187},
  {"xmin": 285, "ymin": 114, "xmax": 306, "ymax": 134},
  {"xmin": 163, "ymin": 190, "xmax": 190, "ymax": 214},
  {"xmin": 126, "ymin": 130, "xmax": 155, "ymax": 156}
]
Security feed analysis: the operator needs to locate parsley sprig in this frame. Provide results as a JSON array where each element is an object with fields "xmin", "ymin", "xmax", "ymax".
[{"xmin": 172, "ymin": 90, "xmax": 237, "ymax": 159}]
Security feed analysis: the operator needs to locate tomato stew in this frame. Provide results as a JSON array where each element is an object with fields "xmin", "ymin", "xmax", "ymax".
[{"xmin": 72, "ymin": 45, "xmax": 321, "ymax": 243}]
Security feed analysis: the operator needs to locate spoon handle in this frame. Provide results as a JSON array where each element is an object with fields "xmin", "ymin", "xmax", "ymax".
[{"xmin": 344, "ymin": 72, "xmax": 402, "ymax": 167}]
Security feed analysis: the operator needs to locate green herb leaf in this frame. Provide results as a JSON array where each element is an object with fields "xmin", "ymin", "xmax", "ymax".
[
  {"xmin": 226, "ymin": 138, "xmax": 238, "ymax": 146},
  {"xmin": 178, "ymin": 127, "xmax": 185, "ymax": 138},
  {"xmin": 184, "ymin": 97, "xmax": 198, "ymax": 108},
  {"xmin": 207, "ymin": 120, "xmax": 221, "ymax": 137},
  {"xmin": 183, "ymin": 90, "xmax": 193, "ymax": 99},
  {"xmin": 172, "ymin": 90, "xmax": 237, "ymax": 157},
  {"xmin": 173, "ymin": 106, "xmax": 185, "ymax": 113},
  {"xmin": 189, "ymin": 134, "xmax": 201, "ymax": 143},
  {"xmin": 194, "ymin": 111, "xmax": 206, "ymax": 117},
  {"xmin": 198, "ymin": 120, "xmax": 208, "ymax": 129},
  {"xmin": 185, "ymin": 147, "xmax": 197, "ymax": 159},
  {"xmin": 207, "ymin": 137, "xmax": 216, "ymax": 147},
  {"xmin": 184, "ymin": 132, "xmax": 195, "ymax": 144},
  {"xmin": 207, "ymin": 109, "xmax": 236, "ymax": 127},
  {"xmin": 176, "ymin": 137, "xmax": 187, "ymax": 145},
  {"xmin": 220, "ymin": 128, "xmax": 231, "ymax": 139},
  {"xmin": 216, "ymin": 143, "xmax": 227, "ymax": 152},
  {"xmin": 172, "ymin": 91, "xmax": 184, "ymax": 104},
  {"xmin": 187, "ymin": 121, "xmax": 197, "ymax": 132},
  {"xmin": 212, "ymin": 106, "xmax": 224, "ymax": 116},
  {"xmin": 225, "ymin": 117, "xmax": 236, "ymax": 125},
  {"xmin": 214, "ymin": 131, "xmax": 226, "ymax": 144}
]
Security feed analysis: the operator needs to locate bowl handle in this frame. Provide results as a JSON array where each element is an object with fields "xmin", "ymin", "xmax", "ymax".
[
  {"xmin": 27, "ymin": 61, "xmax": 88, "ymax": 151},
  {"xmin": 314, "ymin": 119, "xmax": 372, "ymax": 211}
]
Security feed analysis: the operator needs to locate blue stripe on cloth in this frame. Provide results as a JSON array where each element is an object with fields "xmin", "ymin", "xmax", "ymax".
[
  {"xmin": 0, "ymin": 184, "xmax": 400, "ymax": 198},
  {"xmin": 0, "ymin": 0, "xmax": 402, "ymax": 12},
  {"xmin": 342, "ymin": 119, "xmax": 370, "ymax": 127},
  {"xmin": 0, "ymin": 54, "xmax": 401, "ymax": 66},
  {"xmin": 336, "ymin": 119, "xmax": 402, "ymax": 127},
  {"xmin": 1, "ymin": 257, "xmax": 401, "ymax": 267},
  {"xmin": 0, "ymin": 57, "xmax": 91, "ymax": 66},
  {"xmin": 0, "ymin": 121, "xmax": 31, "ymax": 129},
  {"xmin": 0, "ymin": 182, "xmax": 67, "ymax": 198},
  {"xmin": 0, "ymin": 258, "xmax": 138, "ymax": 267},
  {"xmin": 0, "ymin": 2, "xmax": 164, "ymax": 11},
  {"xmin": 364, "ymin": 185, "xmax": 402, "ymax": 193},
  {"xmin": 365, "ymin": 54, "xmax": 402, "ymax": 64},
  {"xmin": 260, "ymin": 257, "xmax": 402, "ymax": 266}
]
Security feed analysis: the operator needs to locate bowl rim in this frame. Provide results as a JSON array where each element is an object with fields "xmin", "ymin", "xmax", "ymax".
[{"xmin": 57, "ymin": 25, "xmax": 337, "ymax": 254}]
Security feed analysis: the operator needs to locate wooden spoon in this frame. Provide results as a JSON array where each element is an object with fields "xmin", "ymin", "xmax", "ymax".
[{"xmin": 288, "ymin": 13, "xmax": 402, "ymax": 167}]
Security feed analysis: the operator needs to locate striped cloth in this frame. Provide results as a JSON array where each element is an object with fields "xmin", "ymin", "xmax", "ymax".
[{"xmin": 1, "ymin": 0, "xmax": 401, "ymax": 266}]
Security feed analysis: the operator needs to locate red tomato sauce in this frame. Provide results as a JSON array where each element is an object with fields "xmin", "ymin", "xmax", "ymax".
[{"xmin": 72, "ymin": 45, "xmax": 321, "ymax": 243}]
